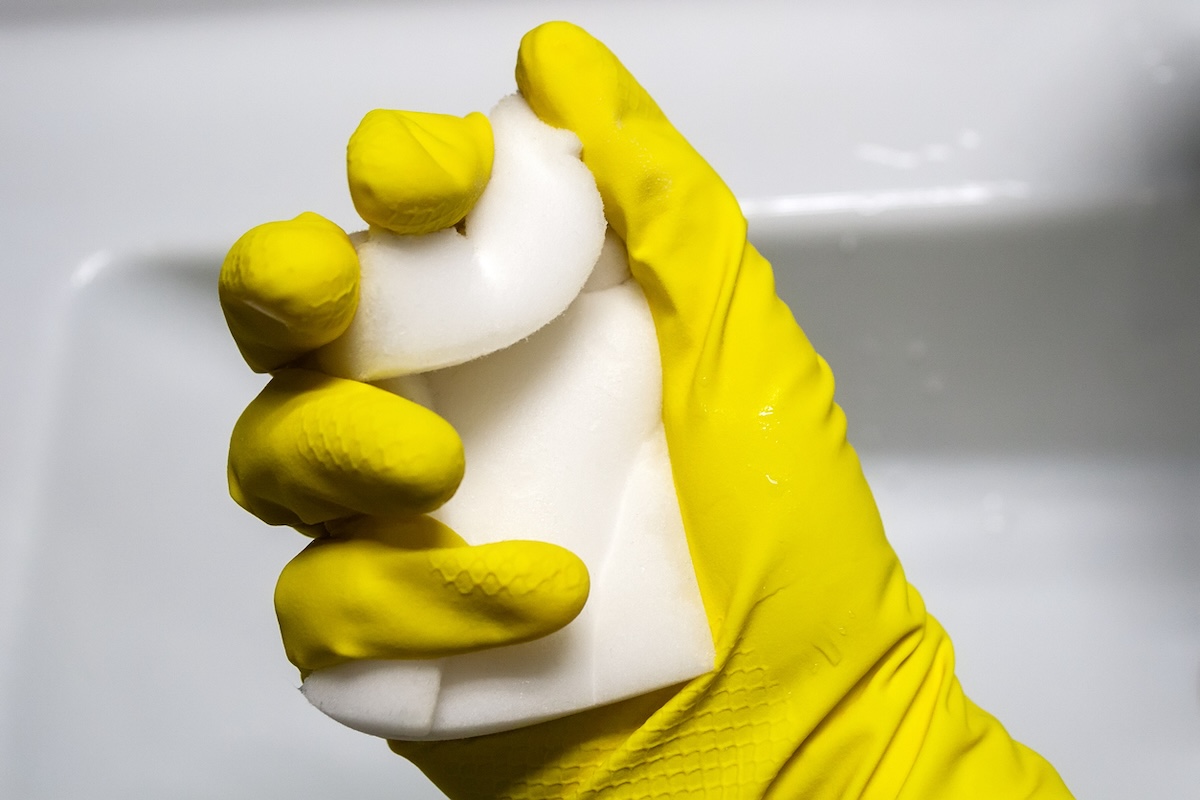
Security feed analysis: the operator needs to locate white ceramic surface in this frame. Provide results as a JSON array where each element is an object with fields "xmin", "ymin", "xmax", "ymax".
[{"xmin": 1, "ymin": 2, "xmax": 1198, "ymax": 798}]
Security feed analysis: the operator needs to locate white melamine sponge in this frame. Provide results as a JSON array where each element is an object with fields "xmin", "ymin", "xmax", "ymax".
[
  {"xmin": 316, "ymin": 95, "xmax": 605, "ymax": 379},
  {"xmin": 301, "ymin": 95, "xmax": 715, "ymax": 741}
]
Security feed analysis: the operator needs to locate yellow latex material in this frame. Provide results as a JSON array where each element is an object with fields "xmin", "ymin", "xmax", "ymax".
[
  {"xmin": 383, "ymin": 24, "xmax": 1076, "ymax": 798},
  {"xmin": 224, "ymin": 368, "xmax": 591, "ymax": 660},
  {"xmin": 220, "ymin": 211, "xmax": 358, "ymax": 373},
  {"xmin": 228, "ymin": 369, "xmax": 466, "ymax": 529},
  {"xmin": 348, "ymin": 109, "xmax": 494, "ymax": 234},
  {"xmin": 277, "ymin": 515, "xmax": 589, "ymax": 671},
  {"xmin": 220, "ymin": 21, "xmax": 1075, "ymax": 800}
]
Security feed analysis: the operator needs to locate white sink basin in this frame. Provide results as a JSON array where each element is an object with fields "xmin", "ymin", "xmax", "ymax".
[{"xmin": 1, "ymin": 2, "xmax": 1197, "ymax": 798}]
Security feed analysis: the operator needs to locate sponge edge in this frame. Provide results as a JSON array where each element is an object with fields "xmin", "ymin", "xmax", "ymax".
[
  {"xmin": 316, "ymin": 95, "xmax": 606, "ymax": 380},
  {"xmin": 300, "ymin": 93, "xmax": 716, "ymax": 740}
]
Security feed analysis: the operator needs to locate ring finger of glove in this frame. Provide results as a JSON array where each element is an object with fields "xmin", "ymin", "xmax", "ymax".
[{"xmin": 228, "ymin": 368, "xmax": 464, "ymax": 529}]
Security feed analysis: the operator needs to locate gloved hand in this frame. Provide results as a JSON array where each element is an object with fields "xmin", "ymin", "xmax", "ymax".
[{"xmin": 220, "ymin": 22, "xmax": 1074, "ymax": 799}]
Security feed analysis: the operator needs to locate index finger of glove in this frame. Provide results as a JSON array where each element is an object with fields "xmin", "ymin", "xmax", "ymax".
[
  {"xmin": 347, "ymin": 109, "xmax": 494, "ymax": 235},
  {"xmin": 228, "ymin": 369, "xmax": 465, "ymax": 530},
  {"xmin": 222, "ymin": 111, "xmax": 495, "ymax": 374}
]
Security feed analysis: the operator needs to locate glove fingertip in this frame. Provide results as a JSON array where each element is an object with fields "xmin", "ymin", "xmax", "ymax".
[
  {"xmin": 429, "ymin": 540, "xmax": 590, "ymax": 633},
  {"xmin": 220, "ymin": 213, "xmax": 360, "ymax": 372},
  {"xmin": 347, "ymin": 109, "xmax": 494, "ymax": 235}
]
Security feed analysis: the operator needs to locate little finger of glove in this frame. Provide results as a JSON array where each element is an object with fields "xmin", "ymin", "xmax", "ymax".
[{"xmin": 278, "ymin": 515, "xmax": 590, "ymax": 671}]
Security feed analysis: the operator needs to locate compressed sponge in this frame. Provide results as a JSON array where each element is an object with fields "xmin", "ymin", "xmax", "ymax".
[
  {"xmin": 317, "ymin": 95, "xmax": 605, "ymax": 379},
  {"xmin": 301, "ymin": 95, "xmax": 714, "ymax": 741}
]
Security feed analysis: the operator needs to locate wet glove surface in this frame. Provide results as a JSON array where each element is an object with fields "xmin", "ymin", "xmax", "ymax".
[{"xmin": 220, "ymin": 21, "xmax": 1074, "ymax": 800}]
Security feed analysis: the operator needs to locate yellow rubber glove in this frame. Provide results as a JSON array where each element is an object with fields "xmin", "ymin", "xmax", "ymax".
[
  {"xmin": 221, "ymin": 22, "xmax": 1075, "ymax": 800},
  {"xmin": 222, "ymin": 112, "xmax": 591, "ymax": 666}
]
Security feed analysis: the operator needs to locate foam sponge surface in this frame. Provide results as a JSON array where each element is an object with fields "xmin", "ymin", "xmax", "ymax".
[
  {"xmin": 301, "ymin": 95, "xmax": 715, "ymax": 741},
  {"xmin": 317, "ymin": 95, "xmax": 605, "ymax": 379}
]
